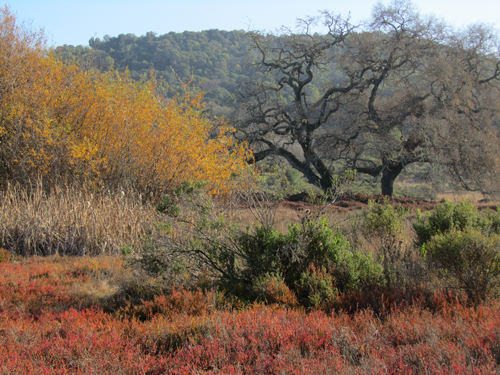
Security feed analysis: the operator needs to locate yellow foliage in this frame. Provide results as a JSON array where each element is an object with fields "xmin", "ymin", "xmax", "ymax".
[{"xmin": 0, "ymin": 6, "xmax": 252, "ymax": 195}]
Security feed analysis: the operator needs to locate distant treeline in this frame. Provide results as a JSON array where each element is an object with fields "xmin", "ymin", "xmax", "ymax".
[{"xmin": 55, "ymin": 30, "xmax": 261, "ymax": 115}]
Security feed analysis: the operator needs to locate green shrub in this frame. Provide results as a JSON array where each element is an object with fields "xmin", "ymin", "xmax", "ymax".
[
  {"xmin": 332, "ymin": 250, "xmax": 383, "ymax": 292},
  {"xmin": 281, "ymin": 218, "xmax": 351, "ymax": 285},
  {"xmin": 235, "ymin": 217, "xmax": 384, "ymax": 302},
  {"xmin": 156, "ymin": 195, "xmax": 181, "ymax": 217},
  {"xmin": 361, "ymin": 200, "xmax": 410, "ymax": 285},
  {"xmin": 362, "ymin": 200, "xmax": 409, "ymax": 240},
  {"xmin": 413, "ymin": 201, "xmax": 500, "ymax": 247},
  {"xmin": 426, "ymin": 229, "xmax": 500, "ymax": 304},
  {"xmin": 298, "ymin": 265, "xmax": 337, "ymax": 309},
  {"xmin": 238, "ymin": 225, "xmax": 287, "ymax": 282},
  {"xmin": 137, "ymin": 184, "xmax": 384, "ymax": 307}
]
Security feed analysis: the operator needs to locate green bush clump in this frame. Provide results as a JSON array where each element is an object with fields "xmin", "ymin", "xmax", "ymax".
[
  {"xmin": 414, "ymin": 201, "xmax": 500, "ymax": 247},
  {"xmin": 360, "ymin": 200, "xmax": 410, "ymax": 286},
  {"xmin": 238, "ymin": 225, "xmax": 288, "ymax": 283},
  {"xmin": 332, "ymin": 249, "xmax": 383, "ymax": 292},
  {"xmin": 138, "ymin": 183, "xmax": 384, "ymax": 308},
  {"xmin": 298, "ymin": 265, "xmax": 337, "ymax": 309},
  {"xmin": 236, "ymin": 218, "xmax": 383, "ymax": 299},
  {"xmin": 426, "ymin": 229, "xmax": 500, "ymax": 304},
  {"xmin": 156, "ymin": 195, "xmax": 181, "ymax": 217},
  {"xmin": 362, "ymin": 200, "xmax": 409, "ymax": 240},
  {"xmin": 281, "ymin": 218, "xmax": 351, "ymax": 286}
]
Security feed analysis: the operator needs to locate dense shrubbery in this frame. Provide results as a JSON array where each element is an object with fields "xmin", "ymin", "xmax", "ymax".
[
  {"xmin": 133, "ymin": 186, "xmax": 385, "ymax": 307},
  {"xmin": 414, "ymin": 200, "xmax": 500, "ymax": 246},
  {"xmin": 426, "ymin": 229, "xmax": 500, "ymax": 304},
  {"xmin": 414, "ymin": 201, "xmax": 500, "ymax": 304},
  {"xmin": 0, "ymin": 7, "xmax": 250, "ymax": 196},
  {"xmin": 133, "ymin": 195, "xmax": 500, "ymax": 308}
]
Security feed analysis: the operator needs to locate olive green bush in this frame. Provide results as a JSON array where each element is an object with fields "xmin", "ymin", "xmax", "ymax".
[
  {"xmin": 413, "ymin": 201, "xmax": 500, "ymax": 304},
  {"xmin": 414, "ymin": 201, "xmax": 500, "ymax": 247},
  {"xmin": 134, "ymin": 184, "xmax": 383, "ymax": 306},
  {"xmin": 298, "ymin": 265, "xmax": 337, "ymax": 309},
  {"xmin": 426, "ymin": 229, "xmax": 500, "ymax": 304},
  {"xmin": 239, "ymin": 217, "xmax": 382, "ymax": 296},
  {"xmin": 360, "ymin": 200, "xmax": 413, "ymax": 286}
]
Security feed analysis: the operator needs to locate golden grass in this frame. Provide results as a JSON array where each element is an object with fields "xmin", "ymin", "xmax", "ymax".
[
  {"xmin": 0, "ymin": 183, "xmax": 162, "ymax": 256},
  {"xmin": 437, "ymin": 191, "xmax": 485, "ymax": 202}
]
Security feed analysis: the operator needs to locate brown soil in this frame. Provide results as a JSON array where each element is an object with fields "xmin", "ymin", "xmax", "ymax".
[{"xmin": 280, "ymin": 193, "xmax": 499, "ymax": 213}]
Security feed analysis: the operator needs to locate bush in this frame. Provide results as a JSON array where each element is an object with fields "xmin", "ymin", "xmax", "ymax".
[
  {"xmin": 280, "ymin": 218, "xmax": 351, "ymax": 286},
  {"xmin": 332, "ymin": 249, "xmax": 383, "ymax": 292},
  {"xmin": 238, "ymin": 217, "xmax": 383, "ymax": 299},
  {"xmin": 298, "ymin": 265, "xmax": 337, "ymax": 309},
  {"xmin": 360, "ymin": 200, "xmax": 410, "ymax": 285},
  {"xmin": 138, "ymin": 185, "xmax": 384, "ymax": 307},
  {"xmin": 426, "ymin": 229, "xmax": 500, "ymax": 304},
  {"xmin": 413, "ymin": 201, "xmax": 500, "ymax": 247},
  {"xmin": 362, "ymin": 199, "xmax": 409, "ymax": 240},
  {"xmin": 238, "ymin": 225, "xmax": 288, "ymax": 283}
]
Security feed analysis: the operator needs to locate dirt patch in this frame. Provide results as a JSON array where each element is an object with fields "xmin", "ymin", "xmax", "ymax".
[{"xmin": 282, "ymin": 193, "xmax": 441, "ymax": 213}]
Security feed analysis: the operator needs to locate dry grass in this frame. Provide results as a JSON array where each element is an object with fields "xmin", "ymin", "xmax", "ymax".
[
  {"xmin": 437, "ymin": 191, "xmax": 485, "ymax": 202},
  {"xmin": 0, "ymin": 183, "xmax": 162, "ymax": 257}
]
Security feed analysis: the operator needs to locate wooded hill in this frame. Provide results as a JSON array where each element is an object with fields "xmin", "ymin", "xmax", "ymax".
[
  {"xmin": 55, "ymin": 30, "xmax": 259, "ymax": 116},
  {"xmin": 54, "ymin": 2, "xmax": 500, "ymax": 197}
]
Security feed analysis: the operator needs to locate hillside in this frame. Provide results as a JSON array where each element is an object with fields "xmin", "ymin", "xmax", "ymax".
[{"xmin": 55, "ymin": 30, "xmax": 259, "ymax": 116}]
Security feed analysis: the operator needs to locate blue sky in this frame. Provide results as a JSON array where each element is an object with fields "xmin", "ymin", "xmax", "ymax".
[{"xmin": 9, "ymin": 0, "xmax": 500, "ymax": 47}]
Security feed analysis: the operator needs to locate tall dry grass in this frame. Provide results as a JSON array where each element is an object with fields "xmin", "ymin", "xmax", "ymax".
[{"xmin": 0, "ymin": 183, "xmax": 161, "ymax": 256}]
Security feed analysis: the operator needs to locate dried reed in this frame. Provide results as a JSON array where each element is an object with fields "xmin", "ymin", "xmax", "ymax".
[{"xmin": 0, "ymin": 182, "xmax": 161, "ymax": 256}]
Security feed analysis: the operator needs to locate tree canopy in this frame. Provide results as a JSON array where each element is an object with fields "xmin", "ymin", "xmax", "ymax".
[
  {"xmin": 46, "ymin": 1, "xmax": 500, "ymax": 196},
  {"xmin": 234, "ymin": 0, "xmax": 500, "ymax": 196},
  {"xmin": 0, "ymin": 6, "xmax": 251, "ymax": 195},
  {"xmin": 56, "ymin": 29, "xmax": 260, "ymax": 117}
]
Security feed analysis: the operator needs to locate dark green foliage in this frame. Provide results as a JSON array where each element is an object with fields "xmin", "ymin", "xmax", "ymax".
[
  {"xmin": 361, "ymin": 200, "xmax": 410, "ymax": 286},
  {"xmin": 173, "ymin": 180, "xmax": 208, "ymax": 196},
  {"xmin": 132, "ymin": 235, "xmax": 166, "ymax": 276},
  {"xmin": 332, "ymin": 249, "xmax": 384, "ymax": 292},
  {"xmin": 413, "ymin": 201, "xmax": 500, "ymax": 304},
  {"xmin": 235, "ymin": 217, "xmax": 382, "ymax": 296},
  {"xmin": 222, "ymin": 217, "xmax": 382, "ymax": 301},
  {"xmin": 156, "ymin": 181, "xmax": 208, "ymax": 217},
  {"xmin": 414, "ymin": 201, "xmax": 500, "ymax": 247},
  {"xmin": 362, "ymin": 200, "xmax": 409, "ymax": 240},
  {"xmin": 426, "ymin": 229, "xmax": 500, "ymax": 304},
  {"xmin": 282, "ymin": 218, "xmax": 351, "ymax": 287},
  {"xmin": 138, "ymin": 181, "xmax": 384, "ymax": 307},
  {"xmin": 238, "ymin": 225, "xmax": 287, "ymax": 282},
  {"xmin": 156, "ymin": 195, "xmax": 180, "ymax": 217},
  {"xmin": 56, "ymin": 30, "xmax": 258, "ymax": 114},
  {"xmin": 298, "ymin": 265, "xmax": 337, "ymax": 309}
]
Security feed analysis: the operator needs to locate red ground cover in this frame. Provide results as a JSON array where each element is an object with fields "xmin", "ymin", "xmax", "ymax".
[{"xmin": 1, "ymin": 258, "xmax": 500, "ymax": 374}]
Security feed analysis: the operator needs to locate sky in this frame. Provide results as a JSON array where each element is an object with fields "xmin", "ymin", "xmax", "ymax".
[{"xmin": 8, "ymin": 0, "xmax": 500, "ymax": 47}]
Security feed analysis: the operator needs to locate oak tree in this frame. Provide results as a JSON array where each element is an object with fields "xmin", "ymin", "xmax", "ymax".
[{"xmin": 236, "ymin": 0, "xmax": 500, "ymax": 196}]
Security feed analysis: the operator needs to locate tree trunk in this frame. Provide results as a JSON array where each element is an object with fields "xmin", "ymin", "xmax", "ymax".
[{"xmin": 381, "ymin": 164, "xmax": 404, "ymax": 196}]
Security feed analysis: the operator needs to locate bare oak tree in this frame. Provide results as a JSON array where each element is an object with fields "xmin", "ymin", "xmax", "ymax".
[{"xmin": 235, "ymin": 0, "xmax": 500, "ymax": 196}]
